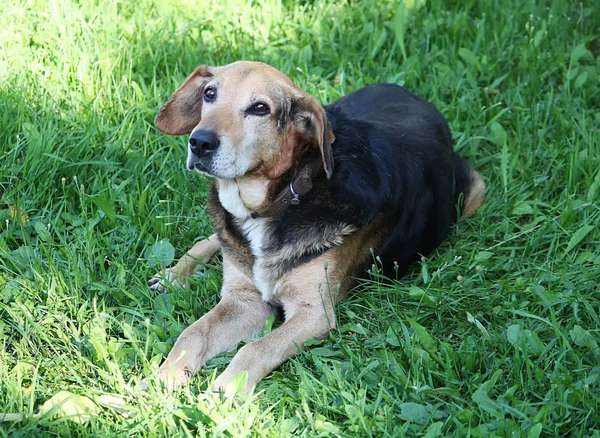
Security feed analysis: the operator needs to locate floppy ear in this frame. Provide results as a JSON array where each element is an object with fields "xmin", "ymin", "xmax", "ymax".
[
  {"xmin": 155, "ymin": 65, "xmax": 214, "ymax": 135},
  {"xmin": 292, "ymin": 96, "xmax": 335, "ymax": 180}
]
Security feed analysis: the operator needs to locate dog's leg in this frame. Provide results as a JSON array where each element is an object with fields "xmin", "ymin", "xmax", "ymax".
[
  {"xmin": 148, "ymin": 233, "xmax": 221, "ymax": 290},
  {"xmin": 156, "ymin": 256, "xmax": 274, "ymax": 391},
  {"xmin": 213, "ymin": 251, "xmax": 340, "ymax": 394},
  {"xmin": 462, "ymin": 168, "xmax": 486, "ymax": 218}
]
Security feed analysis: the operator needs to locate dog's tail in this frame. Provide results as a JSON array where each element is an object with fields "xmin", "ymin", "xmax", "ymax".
[{"xmin": 452, "ymin": 152, "xmax": 486, "ymax": 219}]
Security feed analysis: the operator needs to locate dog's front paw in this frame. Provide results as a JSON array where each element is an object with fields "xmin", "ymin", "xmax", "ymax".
[
  {"xmin": 150, "ymin": 328, "xmax": 207, "ymax": 390},
  {"xmin": 139, "ymin": 360, "xmax": 196, "ymax": 392},
  {"xmin": 148, "ymin": 268, "xmax": 190, "ymax": 291},
  {"xmin": 154, "ymin": 360, "xmax": 196, "ymax": 392}
]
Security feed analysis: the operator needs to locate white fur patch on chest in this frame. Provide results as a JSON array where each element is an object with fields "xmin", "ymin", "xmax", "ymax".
[
  {"xmin": 218, "ymin": 179, "xmax": 251, "ymax": 219},
  {"xmin": 241, "ymin": 218, "xmax": 276, "ymax": 302},
  {"xmin": 217, "ymin": 179, "xmax": 277, "ymax": 301}
]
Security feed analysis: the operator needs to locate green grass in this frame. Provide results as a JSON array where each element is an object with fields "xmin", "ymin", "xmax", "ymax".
[{"xmin": 1, "ymin": 0, "xmax": 599, "ymax": 435}]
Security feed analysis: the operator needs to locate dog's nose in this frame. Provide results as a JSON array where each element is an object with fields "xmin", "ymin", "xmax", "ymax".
[{"xmin": 189, "ymin": 130, "xmax": 219, "ymax": 158}]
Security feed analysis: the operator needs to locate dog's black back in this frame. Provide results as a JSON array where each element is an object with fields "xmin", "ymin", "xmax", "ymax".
[{"xmin": 326, "ymin": 84, "xmax": 470, "ymax": 274}]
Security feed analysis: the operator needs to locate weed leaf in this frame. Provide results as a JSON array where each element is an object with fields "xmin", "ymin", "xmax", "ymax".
[
  {"xmin": 39, "ymin": 391, "xmax": 99, "ymax": 424},
  {"xmin": 85, "ymin": 194, "xmax": 116, "ymax": 223},
  {"xmin": 565, "ymin": 225, "xmax": 594, "ymax": 254},
  {"xmin": 408, "ymin": 318, "xmax": 436, "ymax": 353},
  {"xmin": 458, "ymin": 48, "xmax": 479, "ymax": 69},
  {"xmin": 474, "ymin": 251, "xmax": 493, "ymax": 262},
  {"xmin": 527, "ymin": 423, "xmax": 543, "ymax": 438},
  {"xmin": 425, "ymin": 421, "xmax": 444, "ymax": 437},
  {"xmin": 34, "ymin": 221, "xmax": 52, "ymax": 242},
  {"xmin": 399, "ymin": 402, "xmax": 428, "ymax": 424},
  {"xmin": 569, "ymin": 325, "xmax": 599, "ymax": 350},
  {"xmin": 506, "ymin": 324, "xmax": 544, "ymax": 355},
  {"xmin": 145, "ymin": 239, "xmax": 175, "ymax": 267},
  {"xmin": 311, "ymin": 347, "xmax": 341, "ymax": 358}
]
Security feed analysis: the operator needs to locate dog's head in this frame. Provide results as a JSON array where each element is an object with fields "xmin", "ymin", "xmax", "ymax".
[{"xmin": 155, "ymin": 61, "xmax": 334, "ymax": 180}]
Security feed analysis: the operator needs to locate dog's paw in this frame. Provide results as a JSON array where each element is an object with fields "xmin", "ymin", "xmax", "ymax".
[
  {"xmin": 148, "ymin": 269, "xmax": 190, "ymax": 291},
  {"xmin": 150, "ymin": 331, "xmax": 207, "ymax": 391},
  {"xmin": 155, "ymin": 360, "xmax": 197, "ymax": 392},
  {"xmin": 140, "ymin": 360, "xmax": 195, "ymax": 392}
]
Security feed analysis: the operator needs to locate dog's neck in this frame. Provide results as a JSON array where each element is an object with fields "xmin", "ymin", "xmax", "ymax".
[
  {"xmin": 217, "ymin": 154, "xmax": 324, "ymax": 220},
  {"xmin": 217, "ymin": 177, "xmax": 270, "ymax": 220}
]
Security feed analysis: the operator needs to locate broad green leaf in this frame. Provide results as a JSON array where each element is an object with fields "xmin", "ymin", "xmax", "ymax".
[
  {"xmin": 311, "ymin": 347, "xmax": 341, "ymax": 358},
  {"xmin": 506, "ymin": 324, "xmax": 523, "ymax": 347},
  {"xmin": 386, "ymin": 326, "xmax": 401, "ymax": 347},
  {"xmin": 425, "ymin": 421, "xmax": 444, "ymax": 438},
  {"xmin": 533, "ymin": 30, "xmax": 545, "ymax": 47},
  {"xmin": 472, "ymin": 373, "xmax": 503, "ymax": 417},
  {"xmin": 570, "ymin": 43, "xmax": 593, "ymax": 64},
  {"xmin": 145, "ymin": 239, "xmax": 175, "ymax": 267},
  {"xmin": 155, "ymin": 293, "xmax": 174, "ymax": 315},
  {"xmin": 565, "ymin": 225, "xmax": 594, "ymax": 254},
  {"xmin": 587, "ymin": 170, "xmax": 600, "ymax": 203},
  {"xmin": 490, "ymin": 121, "xmax": 507, "ymax": 146},
  {"xmin": 408, "ymin": 318, "xmax": 436, "ymax": 353},
  {"xmin": 512, "ymin": 201, "xmax": 533, "ymax": 216},
  {"xmin": 34, "ymin": 221, "xmax": 52, "ymax": 242},
  {"xmin": 38, "ymin": 391, "xmax": 99, "ymax": 424},
  {"xmin": 474, "ymin": 251, "xmax": 493, "ymax": 262},
  {"xmin": 314, "ymin": 415, "xmax": 341, "ymax": 434},
  {"xmin": 575, "ymin": 251, "xmax": 596, "ymax": 265},
  {"xmin": 263, "ymin": 315, "xmax": 275, "ymax": 334},
  {"xmin": 574, "ymin": 70, "xmax": 588, "ymax": 88},
  {"xmin": 458, "ymin": 48, "xmax": 479, "ymax": 68},
  {"xmin": 224, "ymin": 370, "xmax": 248, "ymax": 398},
  {"xmin": 527, "ymin": 423, "xmax": 543, "ymax": 438},
  {"xmin": 409, "ymin": 286, "xmax": 437, "ymax": 306},
  {"xmin": 10, "ymin": 246, "xmax": 37, "ymax": 270},
  {"xmin": 506, "ymin": 324, "xmax": 544, "ymax": 355},
  {"xmin": 89, "ymin": 326, "xmax": 109, "ymax": 361},
  {"xmin": 399, "ymin": 402, "xmax": 428, "ymax": 424},
  {"xmin": 85, "ymin": 194, "xmax": 116, "ymax": 223},
  {"xmin": 570, "ymin": 325, "xmax": 598, "ymax": 350}
]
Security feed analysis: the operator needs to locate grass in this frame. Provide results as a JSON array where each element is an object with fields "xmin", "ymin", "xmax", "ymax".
[{"xmin": 0, "ymin": 0, "xmax": 599, "ymax": 435}]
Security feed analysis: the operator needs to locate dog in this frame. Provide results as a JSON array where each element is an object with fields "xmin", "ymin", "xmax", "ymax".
[{"xmin": 148, "ymin": 61, "xmax": 485, "ymax": 393}]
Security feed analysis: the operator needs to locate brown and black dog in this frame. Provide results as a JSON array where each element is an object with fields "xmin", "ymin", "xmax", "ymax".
[{"xmin": 148, "ymin": 61, "xmax": 485, "ymax": 394}]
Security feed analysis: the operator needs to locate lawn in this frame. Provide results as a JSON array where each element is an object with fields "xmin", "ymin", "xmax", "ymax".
[{"xmin": 0, "ymin": 0, "xmax": 599, "ymax": 436}]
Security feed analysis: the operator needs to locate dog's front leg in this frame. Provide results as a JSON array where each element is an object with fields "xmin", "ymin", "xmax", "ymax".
[
  {"xmin": 213, "ymin": 252, "xmax": 340, "ymax": 394},
  {"xmin": 149, "ymin": 234, "xmax": 221, "ymax": 290},
  {"xmin": 156, "ymin": 256, "xmax": 274, "ymax": 391}
]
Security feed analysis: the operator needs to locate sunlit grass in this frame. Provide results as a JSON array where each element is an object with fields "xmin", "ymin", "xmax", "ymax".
[{"xmin": 1, "ymin": 0, "xmax": 599, "ymax": 436}]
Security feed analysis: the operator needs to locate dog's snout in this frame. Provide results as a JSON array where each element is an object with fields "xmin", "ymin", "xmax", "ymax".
[{"xmin": 189, "ymin": 130, "xmax": 219, "ymax": 158}]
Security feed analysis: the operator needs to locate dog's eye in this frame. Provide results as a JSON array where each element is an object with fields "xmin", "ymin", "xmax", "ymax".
[
  {"xmin": 204, "ymin": 87, "xmax": 216, "ymax": 102},
  {"xmin": 248, "ymin": 102, "xmax": 270, "ymax": 115}
]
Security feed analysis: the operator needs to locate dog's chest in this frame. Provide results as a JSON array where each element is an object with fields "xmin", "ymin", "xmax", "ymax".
[
  {"xmin": 217, "ymin": 181, "xmax": 278, "ymax": 301},
  {"xmin": 241, "ymin": 218, "xmax": 277, "ymax": 302}
]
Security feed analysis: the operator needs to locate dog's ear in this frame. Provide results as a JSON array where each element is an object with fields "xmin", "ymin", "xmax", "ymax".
[
  {"xmin": 155, "ymin": 65, "xmax": 214, "ymax": 135},
  {"xmin": 291, "ymin": 96, "xmax": 335, "ymax": 180}
]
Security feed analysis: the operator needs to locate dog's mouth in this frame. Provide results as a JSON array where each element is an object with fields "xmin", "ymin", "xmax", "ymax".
[{"xmin": 187, "ymin": 159, "xmax": 210, "ymax": 174}]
